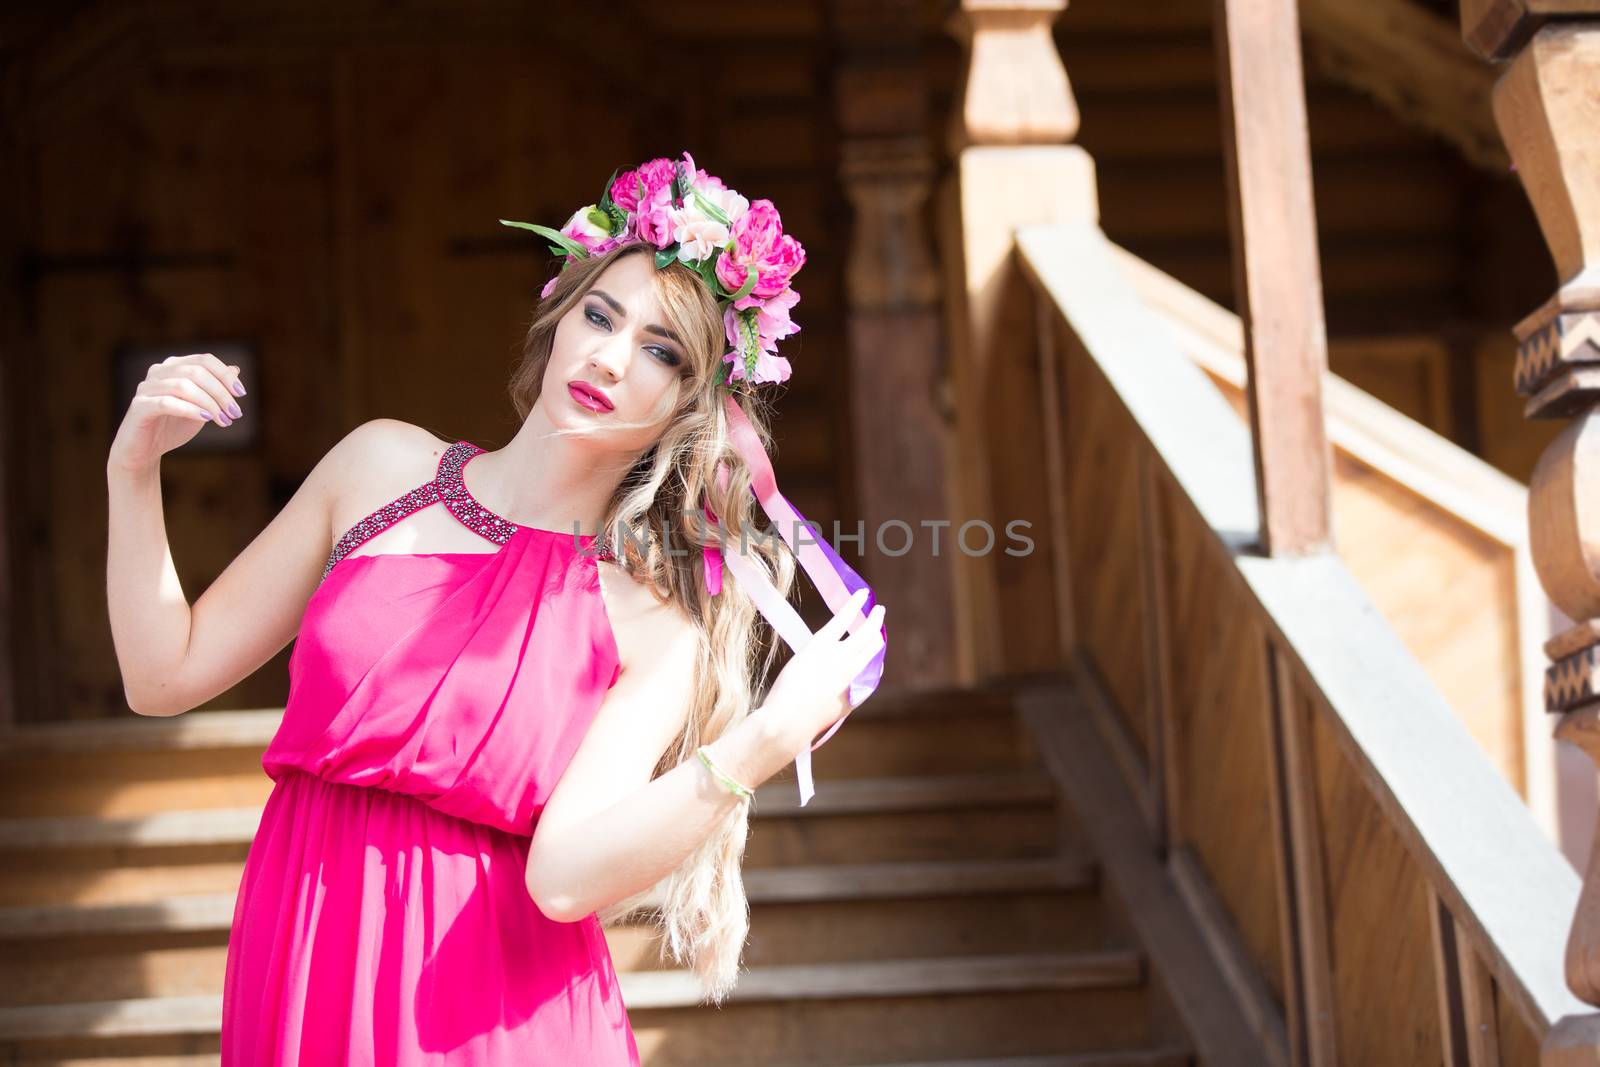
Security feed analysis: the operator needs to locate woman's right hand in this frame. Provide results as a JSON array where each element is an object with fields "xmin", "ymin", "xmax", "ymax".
[
  {"xmin": 108, "ymin": 353, "xmax": 247, "ymax": 474},
  {"xmin": 759, "ymin": 588, "xmax": 887, "ymax": 756}
]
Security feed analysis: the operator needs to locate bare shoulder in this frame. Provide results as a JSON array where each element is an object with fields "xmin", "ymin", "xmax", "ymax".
[
  {"xmin": 321, "ymin": 418, "xmax": 454, "ymax": 535},
  {"xmin": 595, "ymin": 559, "xmax": 700, "ymax": 678}
]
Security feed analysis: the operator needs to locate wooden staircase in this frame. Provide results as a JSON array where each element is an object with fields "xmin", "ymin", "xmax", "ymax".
[{"xmin": 0, "ymin": 684, "xmax": 1206, "ymax": 1065}]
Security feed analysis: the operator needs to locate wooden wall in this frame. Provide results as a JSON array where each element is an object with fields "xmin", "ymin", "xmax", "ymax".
[{"xmin": 2, "ymin": 3, "xmax": 852, "ymax": 724}]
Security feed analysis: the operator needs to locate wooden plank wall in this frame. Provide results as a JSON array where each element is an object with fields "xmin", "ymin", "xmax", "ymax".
[{"xmin": 5, "ymin": 3, "xmax": 855, "ymax": 723}]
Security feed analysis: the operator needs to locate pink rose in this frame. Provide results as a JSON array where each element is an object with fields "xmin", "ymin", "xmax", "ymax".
[
  {"xmin": 608, "ymin": 168, "xmax": 642, "ymax": 212},
  {"xmin": 638, "ymin": 158, "xmax": 678, "ymax": 200},
  {"xmin": 714, "ymin": 199, "xmax": 805, "ymax": 300},
  {"xmin": 633, "ymin": 183, "xmax": 678, "ymax": 249}
]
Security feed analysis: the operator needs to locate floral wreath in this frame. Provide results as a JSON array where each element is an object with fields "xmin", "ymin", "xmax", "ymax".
[{"xmin": 499, "ymin": 150, "xmax": 804, "ymax": 390}]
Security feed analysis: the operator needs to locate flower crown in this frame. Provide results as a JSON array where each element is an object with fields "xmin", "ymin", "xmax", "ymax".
[{"xmin": 499, "ymin": 151, "xmax": 805, "ymax": 390}]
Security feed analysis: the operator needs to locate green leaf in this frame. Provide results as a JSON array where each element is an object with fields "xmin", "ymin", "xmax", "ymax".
[
  {"xmin": 655, "ymin": 244, "xmax": 680, "ymax": 269},
  {"xmin": 602, "ymin": 203, "xmax": 627, "ymax": 235},
  {"xmin": 596, "ymin": 166, "xmax": 623, "ymax": 212},
  {"xmin": 711, "ymin": 358, "xmax": 732, "ymax": 388},
  {"xmin": 697, "ymin": 252, "xmax": 721, "ymax": 292},
  {"xmin": 690, "ymin": 188, "xmax": 730, "ymax": 226},
  {"xmin": 500, "ymin": 220, "xmax": 590, "ymax": 260},
  {"xmin": 718, "ymin": 266, "xmax": 759, "ymax": 308},
  {"xmin": 673, "ymin": 161, "xmax": 691, "ymax": 206}
]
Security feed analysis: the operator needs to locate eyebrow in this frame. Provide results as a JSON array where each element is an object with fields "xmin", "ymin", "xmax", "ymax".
[{"xmin": 590, "ymin": 289, "xmax": 684, "ymax": 347}]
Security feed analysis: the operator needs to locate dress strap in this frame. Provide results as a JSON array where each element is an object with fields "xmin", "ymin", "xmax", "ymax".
[{"xmin": 321, "ymin": 441, "xmax": 484, "ymax": 579}]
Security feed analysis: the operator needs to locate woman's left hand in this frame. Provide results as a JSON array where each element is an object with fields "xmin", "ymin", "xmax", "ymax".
[{"xmin": 757, "ymin": 589, "xmax": 886, "ymax": 754}]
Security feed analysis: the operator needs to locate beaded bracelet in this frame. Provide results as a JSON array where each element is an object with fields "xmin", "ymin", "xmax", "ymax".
[{"xmin": 696, "ymin": 745, "xmax": 755, "ymax": 803}]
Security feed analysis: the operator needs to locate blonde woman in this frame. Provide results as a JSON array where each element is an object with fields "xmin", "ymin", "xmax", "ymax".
[{"xmin": 105, "ymin": 153, "xmax": 887, "ymax": 1065}]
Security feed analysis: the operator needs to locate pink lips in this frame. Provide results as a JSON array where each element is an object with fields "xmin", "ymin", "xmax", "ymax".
[{"xmin": 568, "ymin": 382, "xmax": 613, "ymax": 413}]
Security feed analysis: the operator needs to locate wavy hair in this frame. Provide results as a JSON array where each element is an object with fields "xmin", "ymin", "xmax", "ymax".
[{"xmin": 507, "ymin": 240, "xmax": 797, "ymax": 1003}]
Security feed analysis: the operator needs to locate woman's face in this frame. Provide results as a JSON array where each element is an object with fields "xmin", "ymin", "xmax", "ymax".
[{"xmin": 541, "ymin": 251, "xmax": 689, "ymax": 452}]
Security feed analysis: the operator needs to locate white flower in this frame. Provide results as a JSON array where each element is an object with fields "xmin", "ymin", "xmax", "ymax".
[
  {"xmin": 672, "ymin": 181, "xmax": 750, "ymax": 264},
  {"xmin": 560, "ymin": 205, "xmax": 610, "ymax": 242},
  {"xmin": 675, "ymin": 213, "xmax": 730, "ymax": 263}
]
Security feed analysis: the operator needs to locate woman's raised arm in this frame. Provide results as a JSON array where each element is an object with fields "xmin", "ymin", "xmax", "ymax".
[{"xmin": 105, "ymin": 352, "xmax": 357, "ymax": 717}]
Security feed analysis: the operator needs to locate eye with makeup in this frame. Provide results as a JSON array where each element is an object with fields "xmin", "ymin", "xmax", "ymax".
[{"xmin": 584, "ymin": 304, "xmax": 683, "ymax": 368}]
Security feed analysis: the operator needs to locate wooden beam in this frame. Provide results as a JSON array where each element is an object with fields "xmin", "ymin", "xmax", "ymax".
[
  {"xmin": 1459, "ymin": 0, "xmax": 1600, "ymax": 61},
  {"xmin": 940, "ymin": 0, "xmax": 1089, "ymax": 680},
  {"xmin": 831, "ymin": 0, "xmax": 960, "ymax": 692},
  {"xmin": 1212, "ymin": 0, "xmax": 1335, "ymax": 557}
]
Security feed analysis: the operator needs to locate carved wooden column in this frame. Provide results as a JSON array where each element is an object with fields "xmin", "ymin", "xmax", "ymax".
[
  {"xmin": 1458, "ymin": 1, "xmax": 1600, "ymax": 1052},
  {"xmin": 939, "ymin": 0, "xmax": 1093, "ymax": 682},
  {"xmin": 828, "ymin": 0, "xmax": 957, "ymax": 689}
]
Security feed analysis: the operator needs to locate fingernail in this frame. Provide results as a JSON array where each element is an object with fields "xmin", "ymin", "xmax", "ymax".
[
  {"xmin": 200, "ymin": 410, "xmax": 213, "ymax": 421},
  {"xmin": 226, "ymin": 401, "xmax": 242, "ymax": 419},
  {"xmin": 231, "ymin": 378, "xmax": 246, "ymax": 397}
]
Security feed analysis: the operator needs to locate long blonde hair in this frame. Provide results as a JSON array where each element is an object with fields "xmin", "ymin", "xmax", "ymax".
[{"xmin": 508, "ymin": 241, "xmax": 798, "ymax": 1003}]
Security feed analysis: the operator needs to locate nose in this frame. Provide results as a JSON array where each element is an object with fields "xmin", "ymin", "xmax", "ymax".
[{"xmin": 588, "ymin": 336, "xmax": 629, "ymax": 382}]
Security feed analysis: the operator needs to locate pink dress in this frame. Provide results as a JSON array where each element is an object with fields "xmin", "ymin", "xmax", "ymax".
[{"xmin": 221, "ymin": 439, "xmax": 640, "ymax": 1066}]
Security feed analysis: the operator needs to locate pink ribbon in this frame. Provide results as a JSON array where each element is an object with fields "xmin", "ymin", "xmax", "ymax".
[{"xmin": 701, "ymin": 393, "xmax": 886, "ymax": 806}]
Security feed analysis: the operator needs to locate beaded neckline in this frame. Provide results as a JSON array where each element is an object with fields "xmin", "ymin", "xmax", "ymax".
[
  {"xmin": 320, "ymin": 440, "xmax": 611, "ymax": 580},
  {"xmin": 438, "ymin": 442, "xmax": 528, "ymax": 544},
  {"xmin": 446, "ymin": 442, "xmax": 611, "ymax": 552}
]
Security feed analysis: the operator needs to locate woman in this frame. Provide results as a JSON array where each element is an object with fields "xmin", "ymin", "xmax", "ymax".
[{"xmin": 104, "ymin": 152, "xmax": 887, "ymax": 1064}]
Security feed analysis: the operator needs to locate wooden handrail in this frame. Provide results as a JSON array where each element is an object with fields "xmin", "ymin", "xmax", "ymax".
[
  {"xmin": 1110, "ymin": 241, "xmax": 1559, "ymax": 843},
  {"xmin": 1016, "ymin": 218, "xmax": 1589, "ymax": 1052}
]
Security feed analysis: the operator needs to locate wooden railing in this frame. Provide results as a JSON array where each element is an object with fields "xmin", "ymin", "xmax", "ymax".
[
  {"xmin": 1015, "ymin": 218, "xmax": 1589, "ymax": 1065},
  {"xmin": 1112, "ymin": 244, "xmax": 1559, "ymax": 846}
]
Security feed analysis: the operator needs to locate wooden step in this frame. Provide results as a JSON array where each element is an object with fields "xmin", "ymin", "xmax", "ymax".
[
  {"xmin": 0, "ymin": 772, "xmax": 1055, "ymax": 852},
  {"xmin": 0, "ymin": 772, "xmax": 1064, "ymax": 907},
  {"xmin": 0, "ymin": 895, "xmax": 235, "ymax": 940},
  {"xmin": 618, "ymin": 855, "xmax": 1106, "ymax": 969},
  {"xmin": 825, "ymin": 1050, "xmax": 1193, "ymax": 1067},
  {"xmin": 5, "ymin": 1057, "xmax": 222, "ymax": 1067},
  {"xmin": 0, "ymin": 855, "xmax": 1094, "ymax": 940},
  {"xmin": 625, "ymin": 952, "xmax": 1157, "ymax": 1065},
  {"xmin": 0, "ymin": 686, "xmax": 1037, "ymax": 818},
  {"xmin": 0, "ymin": 710, "xmax": 279, "ymax": 820},
  {"xmin": 625, "ymin": 950, "xmax": 1143, "ymax": 1008},
  {"xmin": 0, "ymin": 951, "xmax": 1146, "ymax": 1053},
  {"xmin": 0, "ymin": 1034, "xmax": 1195, "ymax": 1067},
  {"xmin": 0, "ymin": 711, "xmax": 281, "ymax": 757},
  {"xmin": 0, "ymin": 857, "xmax": 1107, "ymax": 1006},
  {"xmin": 0, "ymin": 993, "xmax": 219, "ymax": 1043}
]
